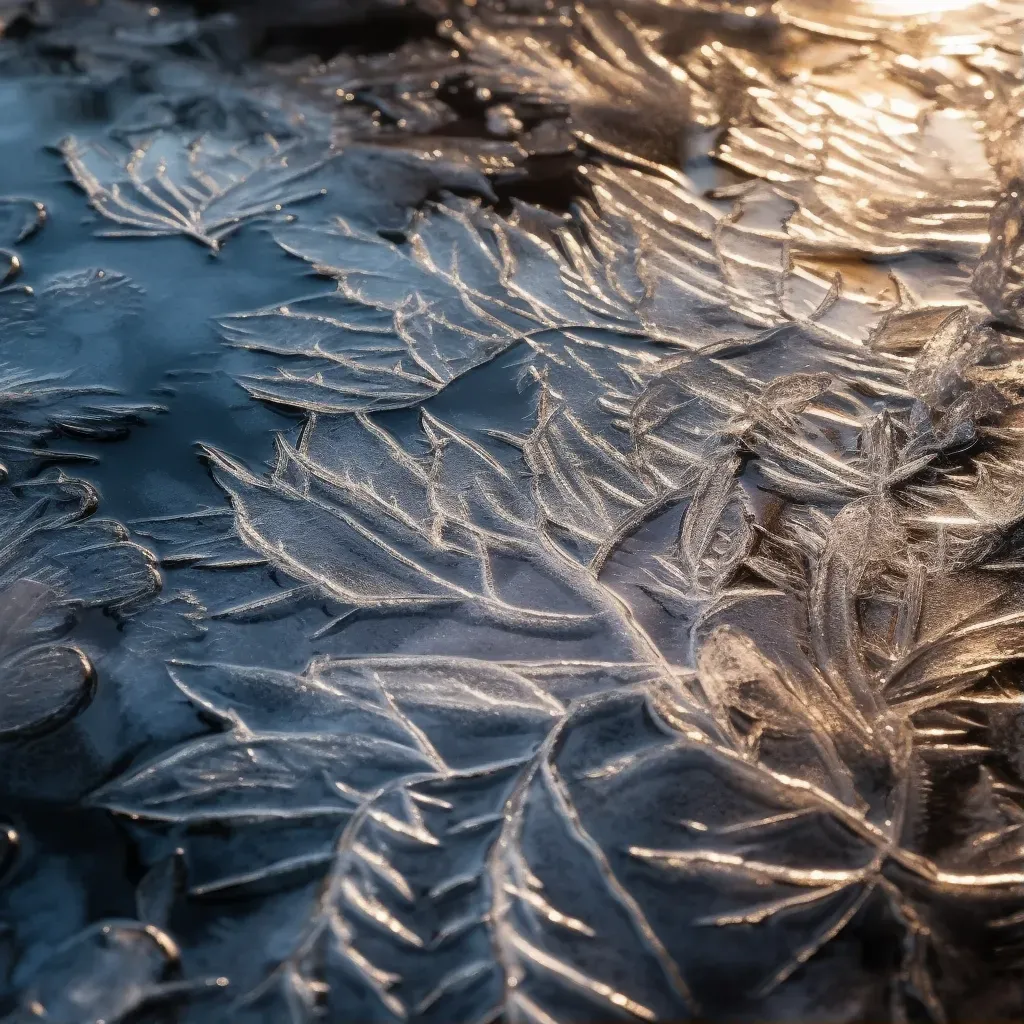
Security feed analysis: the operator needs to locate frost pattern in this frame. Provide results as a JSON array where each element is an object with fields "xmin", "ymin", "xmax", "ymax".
[
  {"xmin": 0, "ymin": 245, "xmax": 162, "ymax": 750},
  {"xmin": 10, "ymin": 0, "xmax": 1024, "ymax": 1021},
  {"xmin": 61, "ymin": 133, "xmax": 331, "ymax": 250},
  {"xmin": 221, "ymin": 164, "xmax": 885, "ymax": 415},
  {"xmin": 442, "ymin": 7, "xmax": 696, "ymax": 164},
  {"xmin": 100, "ymin": 145, "xmax": 1024, "ymax": 1020},
  {"xmin": 0, "ymin": 269, "xmax": 164, "ymax": 462},
  {"xmin": 220, "ymin": 188, "xmax": 636, "ymax": 413},
  {"xmin": 715, "ymin": 51, "xmax": 999, "ymax": 259},
  {"xmin": 0, "ymin": 470, "xmax": 159, "ymax": 755},
  {"xmin": 0, "ymin": 200, "xmax": 163, "ymax": 465}
]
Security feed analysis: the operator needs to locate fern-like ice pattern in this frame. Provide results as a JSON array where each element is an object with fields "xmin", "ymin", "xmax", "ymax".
[{"xmin": 7, "ymin": 1, "xmax": 1024, "ymax": 1022}]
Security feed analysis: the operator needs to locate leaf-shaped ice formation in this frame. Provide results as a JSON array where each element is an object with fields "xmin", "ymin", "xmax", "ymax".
[
  {"xmin": 224, "ymin": 188, "xmax": 641, "ymax": 413},
  {"xmin": 0, "ymin": 268, "xmax": 163, "ymax": 465},
  {"xmin": 101, "ymin": 242, "xmax": 1024, "ymax": 1020},
  {"xmin": 717, "ymin": 52, "xmax": 999, "ymax": 259},
  {"xmin": 443, "ymin": 5, "xmax": 696, "ymax": 165},
  {"xmin": 307, "ymin": 39, "xmax": 466, "ymax": 136},
  {"xmin": 223, "ymin": 162, "xmax": 891, "ymax": 416},
  {"xmin": 0, "ymin": 579, "xmax": 94, "ymax": 742},
  {"xmin": 61, "ymin": 132, "xmax": 331, "ymax": 250},
  {"xmin": 97, "ymin": 657, "xmax": 563, "ymax": 824},
  {"xmin": 580, "ymin": 165, "xmax": 889, "ymax": 341},
  {"xmin": 0, "ymin": 201, "xmax": 177, "ymax": 485},
  {"xmin": 0, "ymin": 472, "xmax": 159, "ymax": 742},
  {"xmin": 299, "ymin": 31, "xmax": 586, "ymax": 172}
]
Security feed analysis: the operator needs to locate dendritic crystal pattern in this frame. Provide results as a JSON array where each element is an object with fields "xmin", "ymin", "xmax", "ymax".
[{"xmin": 3, "ymin": 1, "xmax": 1024, "ymax": 1022}]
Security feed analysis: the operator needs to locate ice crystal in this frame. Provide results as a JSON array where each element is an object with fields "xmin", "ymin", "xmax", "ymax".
[{"xmin": 62, "ymin": 133, "xmax": 331, "ymax": 250}]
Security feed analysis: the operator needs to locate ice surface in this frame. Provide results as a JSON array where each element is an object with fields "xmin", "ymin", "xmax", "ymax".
[{"xmin": 3, "ymin": 1, "xmax": 1024, "ymax": 1021}]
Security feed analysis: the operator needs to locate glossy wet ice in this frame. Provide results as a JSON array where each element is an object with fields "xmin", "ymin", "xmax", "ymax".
[{"xmin": 3, "ymin": 1, "xmax": 1024, "ymax": 1021}]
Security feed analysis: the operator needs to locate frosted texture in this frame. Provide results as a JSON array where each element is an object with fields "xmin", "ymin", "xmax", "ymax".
[{"xmin": 3, "ymin": 1, "xmax": 1024, "ymax": 1022}]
